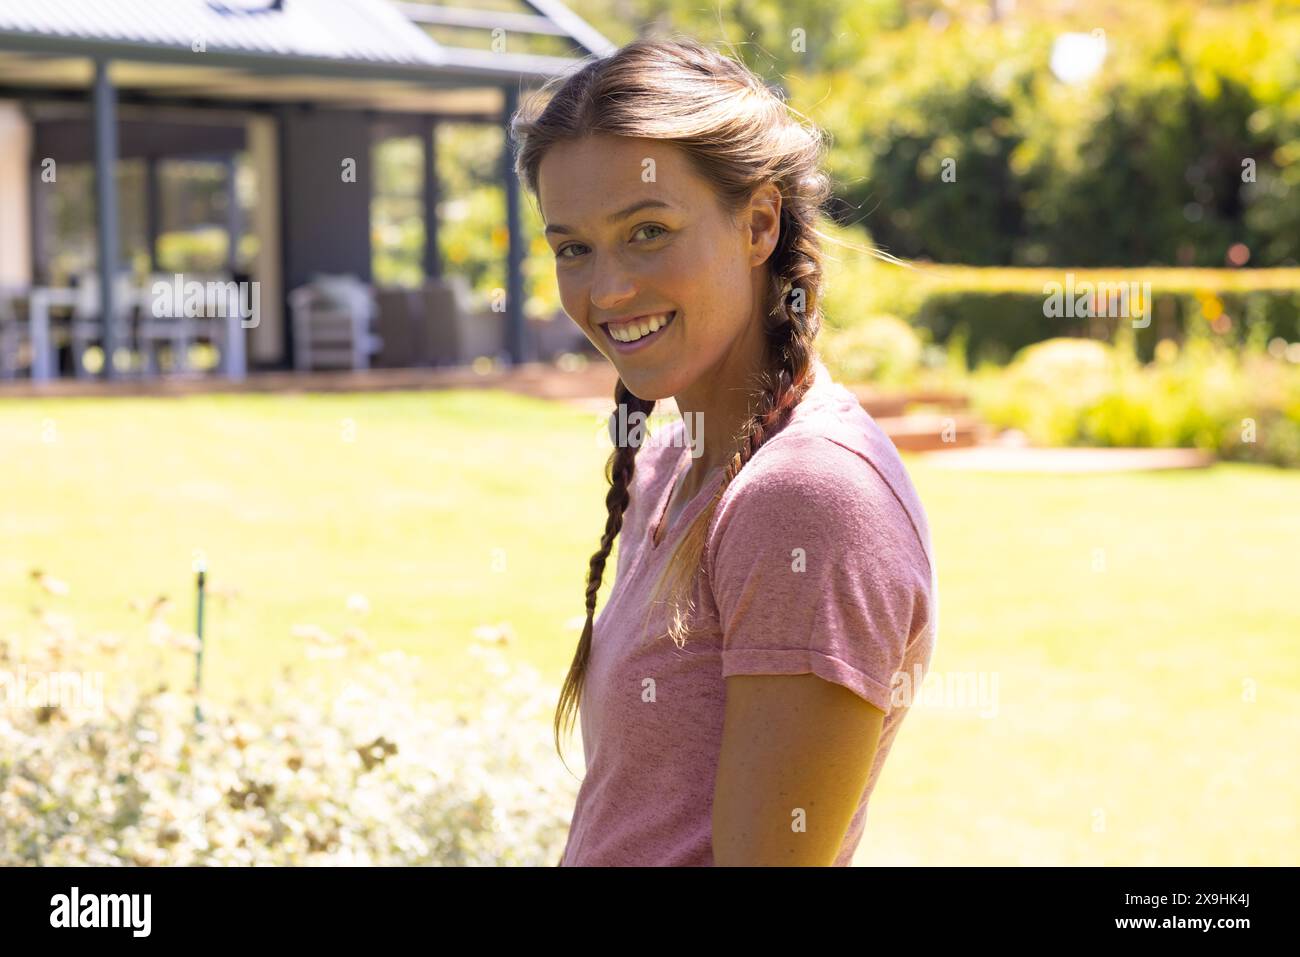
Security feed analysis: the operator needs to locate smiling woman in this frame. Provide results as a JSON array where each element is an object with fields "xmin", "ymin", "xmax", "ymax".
[{"xmin": 510, "ymin": 35, "xmax": 939, "ymax": 867}]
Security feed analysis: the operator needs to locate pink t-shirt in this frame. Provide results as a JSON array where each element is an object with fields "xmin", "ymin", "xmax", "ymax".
[{"xmin": 559, "ymin": 357, "xmax": 939, "ymax": 866}]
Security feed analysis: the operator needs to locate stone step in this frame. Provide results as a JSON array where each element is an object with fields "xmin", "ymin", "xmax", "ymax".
[
  {"xmin": 848, "ymin": 385, "xmax": 970, "ymax": 418},
  {"xmin": 872, "ymin": 413, "xmax": 985, "ymax": 452},
  {"xmin": 848, "ymin": 389, "xmax": 908, "ymax": 418},
  {"xmin": 900, "ymin": 389, "xmax": 970, "ymax": 409}
]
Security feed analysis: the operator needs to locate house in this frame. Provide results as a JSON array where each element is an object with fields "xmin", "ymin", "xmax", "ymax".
[{"xmin": 0, "ymin": 0, "xmax": 613, "ymax": 377}]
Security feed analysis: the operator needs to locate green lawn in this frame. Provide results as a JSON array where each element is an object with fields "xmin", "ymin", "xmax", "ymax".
[{"xmin": 2, "ymin": 389, "xmax": 1296, "ymax": 865}]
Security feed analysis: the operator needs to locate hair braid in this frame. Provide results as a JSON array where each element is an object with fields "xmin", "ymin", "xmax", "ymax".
[{"xmin": 553, "ymin": 379, "xmax": 656, "ymax": 772}]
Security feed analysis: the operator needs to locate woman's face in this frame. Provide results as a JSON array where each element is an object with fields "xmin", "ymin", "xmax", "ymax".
[{"xmin": 537, "ymin": 134, "xmax": 779, "ymax": 403}]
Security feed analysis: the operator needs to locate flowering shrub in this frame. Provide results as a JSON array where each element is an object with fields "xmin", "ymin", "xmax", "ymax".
[
  {"xmin": 970, "ymin": 337, "xmax": 1300, "ymax": 466},
  {"xmin": 0, "ymin": 600, "xmax": 578, "ymax": 866}
]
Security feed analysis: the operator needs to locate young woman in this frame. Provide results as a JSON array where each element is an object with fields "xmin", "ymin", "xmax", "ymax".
[{"xmin": 511, "ymin": 36, "xmax": 938, "ymax": 866}]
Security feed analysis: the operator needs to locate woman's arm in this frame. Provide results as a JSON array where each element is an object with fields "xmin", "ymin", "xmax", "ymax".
[{"xmin": 713, "ymin": 672, "xmax": 885, "ymax": 866}]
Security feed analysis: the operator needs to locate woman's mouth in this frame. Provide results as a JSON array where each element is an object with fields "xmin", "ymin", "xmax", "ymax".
[{"xmin": 601, "ymin": 311, "xmax": 677, "ymax": 353}]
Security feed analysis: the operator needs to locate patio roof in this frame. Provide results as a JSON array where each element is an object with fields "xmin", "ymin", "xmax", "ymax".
[
  {"xmin": 0, "ymin": 0, "xmax": 615, "ymax": 112},
  {"xmin": 0, "ymin": 0, "xmax": 449, "ymax": 68}
]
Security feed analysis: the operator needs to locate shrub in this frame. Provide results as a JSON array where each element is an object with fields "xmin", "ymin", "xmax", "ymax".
[
  {"xmin": 819, "ymin": 314, "xmax": 924, "ymax": 385},
  {"xmin": 970, "ymin": 336, "xmax": 1300, "ymax": 465},
  {"xmin": 0, "ymin": 614, "xmax": 577, "ymax": 866},
  {"xmin": 808, "ymin": 5, "xmax": 1300, "ymax": 267}
]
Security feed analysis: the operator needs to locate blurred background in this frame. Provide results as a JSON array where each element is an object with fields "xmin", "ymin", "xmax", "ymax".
[{"xmin": 0, "ymin": 0, "xmax": 1296, "ymax": 866}]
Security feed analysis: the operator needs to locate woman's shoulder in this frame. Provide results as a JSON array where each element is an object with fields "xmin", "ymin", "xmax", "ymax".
[{"xmin": 709, "ymin": 360, "xmax": 934, "ymax": 576}]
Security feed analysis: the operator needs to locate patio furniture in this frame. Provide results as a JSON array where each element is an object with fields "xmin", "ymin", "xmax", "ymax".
[
  {"xmin": 373, "ymin": 287, "xmax": 422, "ymax": 368},
  {"xmin": 420, "ymin": 274, "xmax": 506, "ymax": 366},
  {"xmin": 26, "ymin": 285, "xmax": 80, "ymax": 381},
  {"xmin": 371, "ymin": 277, "xmax": 500, "ymax": 368},
  {"xmin": 12, "ymin": 273, "xmax": 249, "ymax": 382},
  {"xmin": 289, "ymin": 274, "xmax": 380, "ymax": 371},
  {"xmin": 139, "ymin": 271, "xmax": 247, "ymax": 378},
  {"xmin": 68, "ymin": 272, "xmax": 139, "ymax": 378},
  {"xmin": 527, "ymin": 309, "xmax": 591, "ymax": 361},
  {"xmin": 0, "ymin": 285, "xmax": 32, "ymax": 379},
  {"xmin": 351, "ymin": 278, "xmax": 593, "ymax": 370},
  {"xmin": 431, "ymin": 277, "xmax": 598, "ymax": 365},
  {"xmin": 137, "ymin": 272, "xmax": 196, "ymax": 375},
  {"xmin": 136, "ymin": 305, "xmax": 194, "ymax": 375}
]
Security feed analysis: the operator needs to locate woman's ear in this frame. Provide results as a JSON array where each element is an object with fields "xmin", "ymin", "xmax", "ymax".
[{"xmin": 747, "ymin": 183, "xmax": 783, "ymax": 268}]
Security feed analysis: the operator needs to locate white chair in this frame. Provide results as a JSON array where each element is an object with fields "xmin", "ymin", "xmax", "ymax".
[{"xmin": 289, "ymin": 274, "xmax": 381, "ymax": 371}]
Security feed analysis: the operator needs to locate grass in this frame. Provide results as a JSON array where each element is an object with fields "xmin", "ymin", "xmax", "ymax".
[
  {"xmin": 1, "ymin": 389, "xmax": 1296, "ymax": 865},
  {"xmin": 863, "ymin": 460, "xmax": 1300, "ymax": 866},
  {"xmin": 0, "ymin": 389, "xmax": 614, "ymax": 713}
]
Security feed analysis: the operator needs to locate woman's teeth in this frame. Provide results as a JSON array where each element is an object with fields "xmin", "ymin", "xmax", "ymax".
[{"xmin": 608, "ymin": 312, "xmax": 674, "ymax": 342}]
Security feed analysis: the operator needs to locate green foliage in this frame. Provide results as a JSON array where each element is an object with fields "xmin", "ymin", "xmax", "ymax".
[
  {"xmin": 915, "ymin": 291, "xmax": 1053, "ymax": 367},
  {"xmin": 819, "ymin": 313, "xmax": 924, "ymax": 385},
  {"xmin": 154, "ymin": 227, "xmax": 258, "ymax": 276},
  {"xmin": 794, "ymin": 3, "xmax": 1300, "ymax": 267},
  {"xmin": 606, "ymin": 0, "xmax": 909, "ymax": 75},
  {"xmin": 371, "ymin": 127, "xmax": 561, "ymax": 317},
  {"xmin": 823, "ymin": 250, "xmax": 1300, "ymax": 366},
  {"xmin": 835, "ymin": 76, "xmax": 1030, "ymax": 265},
  {"xmin": 371, "ymin": 136, "xmax": 424, "ymax": 289},
  {"xmin": 1023, "ymin": 56, "xmax": 1270, "ymax": 267},
  {"xmin": 971, "ymin": 336, "xmax": 1300, "ymax": 465}
]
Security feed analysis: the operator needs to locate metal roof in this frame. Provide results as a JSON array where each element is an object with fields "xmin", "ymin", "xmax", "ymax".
[
  {"xmin": 0, "ymin": 0, "xmax": 445, "ymax": 66},
  {"xmin": 0, "ymin": 0, "xmax": 614, "ymax": 81}
]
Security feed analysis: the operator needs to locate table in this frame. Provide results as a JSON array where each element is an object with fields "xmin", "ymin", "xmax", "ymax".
[{"xmin": 25, "ymin": 285, "xmax": 247, "ymax": 382}]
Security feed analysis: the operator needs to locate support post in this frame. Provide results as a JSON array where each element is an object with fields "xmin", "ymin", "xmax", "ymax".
[{"xmin": 92, "ymin": 58, "xmax": 121, "ymax": 379}]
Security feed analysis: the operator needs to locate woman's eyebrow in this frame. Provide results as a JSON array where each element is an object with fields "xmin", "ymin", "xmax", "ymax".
[{"xmin": 544, "ymin": 199, "xmax": 675, "ymax": 236}]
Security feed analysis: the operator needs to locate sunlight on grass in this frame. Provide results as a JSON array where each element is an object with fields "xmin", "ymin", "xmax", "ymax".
[{"xmin": 1, "ymin": 390, "xmax": 1296, "ymax": 864}]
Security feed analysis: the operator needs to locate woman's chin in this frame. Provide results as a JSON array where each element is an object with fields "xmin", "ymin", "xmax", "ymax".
[{"xmin": 612, "ymin": 364, "xmax": 677, "ymax": 402}]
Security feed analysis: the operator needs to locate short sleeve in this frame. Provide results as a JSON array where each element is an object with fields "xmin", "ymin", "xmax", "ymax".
[{"xmin": 706, "ymin": 435, "xmax": 932, "ymax": 716}]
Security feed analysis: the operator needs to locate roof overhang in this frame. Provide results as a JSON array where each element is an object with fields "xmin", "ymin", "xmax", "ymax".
[
  {"xmin": 0, "ymin": 0, "xmax": 608, "ymax": 115},
  {"xmin": 0, "ymin": 44, "xmax": 577, "ymax": 115}
]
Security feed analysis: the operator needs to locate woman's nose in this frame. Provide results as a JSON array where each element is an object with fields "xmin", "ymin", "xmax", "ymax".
[{"xmin": 588, "ymin": 254, "xmax": 639, "ymax": 312}]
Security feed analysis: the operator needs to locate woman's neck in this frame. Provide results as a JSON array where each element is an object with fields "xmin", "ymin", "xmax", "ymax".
[{"xmin": 671, "ymin": 323, "xmax": 774, "ymax": 476}]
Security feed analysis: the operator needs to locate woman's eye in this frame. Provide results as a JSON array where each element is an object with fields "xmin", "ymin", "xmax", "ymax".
[{"xmin": 556, "ymin": 225, "xmax": 665, "ymax": 260}]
